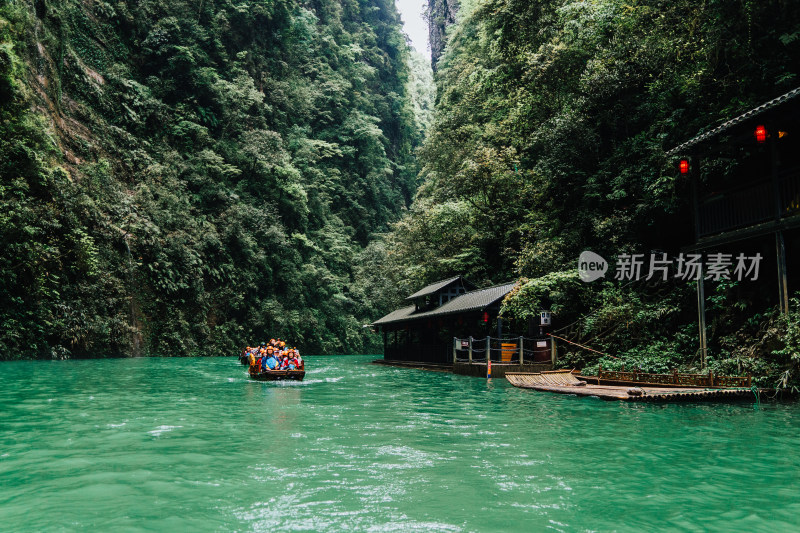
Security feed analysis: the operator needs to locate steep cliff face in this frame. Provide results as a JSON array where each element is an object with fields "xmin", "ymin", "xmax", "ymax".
[
  {"xmin": 0, "ymin": 0, "xmax": 426, "ymax": 358},
  {"xmin": 427, "ymin": 0, "xmax": 459, "ymax": 70}
]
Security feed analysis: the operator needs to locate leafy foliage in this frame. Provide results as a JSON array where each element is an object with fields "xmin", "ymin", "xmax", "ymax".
[
  {"xmin": 0, "ymin": 0, "xmax": 430, "ymax": 358},
  {"xmin": 387, "ymin": 0, "xmax": 800, "ymax": 382}
]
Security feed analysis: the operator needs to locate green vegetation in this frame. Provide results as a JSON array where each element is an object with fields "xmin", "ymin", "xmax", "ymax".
[
  {"xmin": 388, "ymin": 0, "xmax": 800, "ymax": 385},
  {"xmin": 0, "ymin": 0, "xmax": 427, "ymax": 358},
  {"xmin": 3, "ymin": 0, "xmax": 799, "ymax": 386}
]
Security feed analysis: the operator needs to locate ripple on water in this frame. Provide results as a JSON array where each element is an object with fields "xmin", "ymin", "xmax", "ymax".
[
  {"xmin": 0, "ymin": 355, "xmax": 799, "ymax": 532},
  {"xmin": 147, "ymin": 425, "xmax": 182, "ymax": 437}
]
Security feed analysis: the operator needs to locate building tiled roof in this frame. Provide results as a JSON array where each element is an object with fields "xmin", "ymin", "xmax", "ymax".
[
  {"xmin": 371, "ymin": 305, "xmax": 416, "ymax": 326},
  {"xmin": 666, "ymin": 86, "xmax": 800, "ymax": 156},
  {"xmin": 426, "ymin": 282, "xmax": 516, "ymax": 317},
  {"xmin": 404, "ymin": 275, "xmax": 463, "ymax": 300},
  {"xmin": 373, "ymin": 282, "xmax": 516, "ymax": 326}
]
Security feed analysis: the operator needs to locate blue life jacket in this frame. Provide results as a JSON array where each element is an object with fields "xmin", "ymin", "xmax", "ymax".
[{"xmin": 266, "ymin": 356, "xmax": 278, "ymax": 370}]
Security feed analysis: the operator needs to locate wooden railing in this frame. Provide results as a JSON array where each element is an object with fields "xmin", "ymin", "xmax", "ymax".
[
  {"xmin": 698, "ymin": 180, "xmax": 773, "ymax": 237},
  {"xmin": 452, "ymin": 336, "xmax": 555, "ymax": 365},
  {"xmin": 697, "ymin": 169, "xmax": 800, "ymax": 237},
  {"xmin": 597, "ymin": 366, "xmax": 751, "ymax": 388}
]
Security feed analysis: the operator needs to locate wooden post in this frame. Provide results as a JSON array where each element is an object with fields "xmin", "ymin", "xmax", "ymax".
[
  {"xmin": 598, "ymin": 364, "xmax": 603, "ymax": 380},
  {"xmin": 771, "ymin": 130, "xmax": 789, "ymax": 312},
  {"xmin": 690, "ymin": 152, "xmax": 702, "ymax": 239},
  {"xmin": 452, "ymin": 337, "xmax": 457, "ymax": 363},
  {"xmin": 691, "ymin": 154, "xmax": 708, "ymax": 370},
  {"xmin": 777, "ymin": 231, "xmax": 789, "ymax": 315},
  {"xmin": 550, "ymin": 336, "xmax": 557, "ymax": 366},
  {"xmin": 519, "ymin": 336, "xmax": 524, "ymax": 365},
  {"xmin": 487, "ymin": 336, "xmax": 491, "ymax": 363},
  {"xmin": 709, "ymin": 368, "xmax": 714, "ymax": 387},
  {"xmin": 697, "ymin": 264, "xmax": 708, "ymax": 370},
  {"xmin": 772, "ymin": 129, "xmax": 782, "ymax": 221},
  {"xmin": 747, "ymin": 373, "xmax": 752, "ymax": 388},
  {"xmin": 673, "ymin": 368, "xmax": 678, "ymax": 385},
  {"xmin": 468, "ymin": 336, "xmax": 473, "ymax": 364}
]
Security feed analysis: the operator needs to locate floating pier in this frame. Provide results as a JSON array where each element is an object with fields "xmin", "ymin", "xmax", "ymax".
[
  {"xmin": 453, "ymin": 362, "xmax": 552, "ymax": 378},
  {"xmin": 506, "ymin": 371, "xmax": 754, "ymax": 403}
]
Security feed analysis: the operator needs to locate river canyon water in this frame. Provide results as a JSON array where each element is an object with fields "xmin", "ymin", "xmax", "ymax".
[{"xmin": 1, "ymin": 355, "xmax": 799, "ymax": 532}]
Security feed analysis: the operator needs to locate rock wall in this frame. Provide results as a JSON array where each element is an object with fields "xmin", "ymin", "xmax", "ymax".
[{"xmin": 427, "ymin": 0, "xmax": 459, "ymax": 70}]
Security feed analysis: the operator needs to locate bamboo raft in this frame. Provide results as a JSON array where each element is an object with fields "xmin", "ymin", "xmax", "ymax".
[
  {"xmin": 577, "ymin": 365, "xmax": 752, "ymax": 389},
  {"xmin": 505, "ymin": 371, "xmax": 754, "ymax": 403}
]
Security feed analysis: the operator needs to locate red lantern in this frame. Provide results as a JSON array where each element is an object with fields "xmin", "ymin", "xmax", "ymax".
[
  {"xmin": 482, "ymin": 312, "xmax": 489, "ymax": 323},
  {"xmin": 755, "ymin": 125, "xmax": 767, "ymax": 143},
  {"xmin": 679, "ymin": 159, "xmax": 690, "ymax": 174}
]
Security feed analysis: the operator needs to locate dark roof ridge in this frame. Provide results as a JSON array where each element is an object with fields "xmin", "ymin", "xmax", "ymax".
[
  {"xmin": 666, "ymin": 86, "xmax": 800, "ymax": 156},
  {"xmin": 373, "ymin": 280, "xmax": 516, "ymax": 326},
  {"xmin": 459, "ymin": 281, "xmax": 517, "ymax": 294},
  {"xmin": 404, "ymin": 275, "xmax": 465, "ymax": 300}
]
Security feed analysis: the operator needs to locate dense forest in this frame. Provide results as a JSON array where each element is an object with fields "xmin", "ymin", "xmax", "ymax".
[
  {"xmin": 3, "ymin": 0, "xmax": 800, "ymax": 382},
  {"xmin": 386, "ymin": 0, "xmax": 800, "ymax": 384},
  {"xmin": 0, "ymin": 0, "xmax": 432, "ymax": 358}
]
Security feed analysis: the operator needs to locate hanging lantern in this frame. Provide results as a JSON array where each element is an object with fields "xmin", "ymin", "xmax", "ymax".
[
  {"xmin": 482, "ymin": 311, "xmax": 489, "ymax": 323},
  {"xmin": 755, "ymin": 125, "xmax": 767, "ymax": 143},
  {"xmin": 679, "ymin": 159, "xmax": 690, "ymax": 174}
]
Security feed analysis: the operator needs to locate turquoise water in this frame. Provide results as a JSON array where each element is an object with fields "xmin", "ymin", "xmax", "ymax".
[{"xmin": 1, "ymin": 355, "xmax": 798, "ymax": 532}]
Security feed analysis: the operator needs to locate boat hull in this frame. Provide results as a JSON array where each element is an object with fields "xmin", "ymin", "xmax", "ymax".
[{"xmin": 249, "ymin": 370, "xmax": 305, "ymax": 381}]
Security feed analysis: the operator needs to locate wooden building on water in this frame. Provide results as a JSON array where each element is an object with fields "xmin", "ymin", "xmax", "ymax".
[
  {"xmin": 372, "ymin": 276, "xmax": 516, "ymax": 365},
  {"xmin": 668, "ymin": 86, "xmax": 800, "ymax": 364}
]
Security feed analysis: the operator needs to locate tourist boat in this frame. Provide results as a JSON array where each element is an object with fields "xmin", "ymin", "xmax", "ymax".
[
  {"xmin": 249, "ymin": 369, "xmax": 305, "ymax": 381},
  {"xmin": 242, "ymin": 339, "xmax": 305, "ymax": 379}
]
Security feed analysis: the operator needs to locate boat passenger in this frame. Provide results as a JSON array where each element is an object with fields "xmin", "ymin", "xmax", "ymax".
[
  {"xmin": 265, "ymin": 349, "xmax": 279, "ymax": 370},
  {"xmin": 264, "ymin": 347, "xmax": 277, "ymax": 370}
]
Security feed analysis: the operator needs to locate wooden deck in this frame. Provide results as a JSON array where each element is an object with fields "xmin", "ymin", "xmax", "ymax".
[
  {"xmin": 372, "ymin": 359, "xmax": 454, "ymax": 372},
  {"xmin": 506, "ymin": 371, "xmax": 754, "ymax": 403},
  {"xmin": 453, "ymin": 361, "xmax": 552, "ymax": 378}
]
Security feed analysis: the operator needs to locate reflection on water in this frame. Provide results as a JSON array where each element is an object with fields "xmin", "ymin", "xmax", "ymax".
[{"xmin": 1, "ymin": 355, "xmax": 799, "ymax": 532}]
